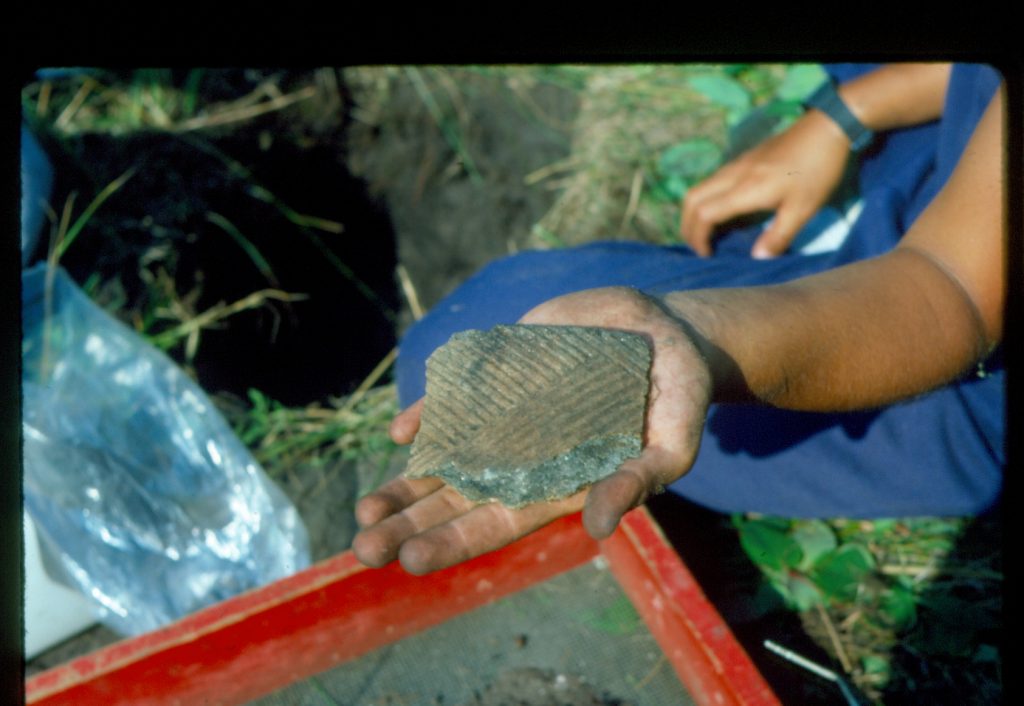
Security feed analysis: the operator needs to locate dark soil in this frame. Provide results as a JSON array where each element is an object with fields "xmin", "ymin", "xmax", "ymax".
[
  {"xmin": 34, "ymin": 68, "xmax": 400, "ymax": 408},
  {"xmin": 344, "ymin": 66, "xmax": 579, "ymax": 329}
]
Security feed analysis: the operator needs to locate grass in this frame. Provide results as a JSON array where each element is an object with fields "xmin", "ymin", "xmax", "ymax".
[
  {"xmin": 218, "ymin": 379, "xmax": 401, "ymax": 498},
  {"xmin": 21, "ymin": 65, "xmax": 1002, "ymax": 703}
]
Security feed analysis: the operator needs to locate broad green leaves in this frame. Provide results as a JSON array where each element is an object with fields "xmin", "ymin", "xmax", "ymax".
[
  {"xmin": 655, "ymin": 138, "xmax": 723, "ymax": 201},
  {"xmin": 776, "ymin": 64, "xmax": 828, "ymax": 102},
  {"xmin": 687, "ymin": 74, "xmax": 752, "ymax": 126},
  {"xmin": 791, "ymin": 519, "xmax": 838, "ymax": 571},
  {"xmin": 734, "ymin": 516, "xmax": 888, "ymax": 613},
  {"xmin": 811, "ymin": 542, "xmax": 876, "ymax": 601},
  {"xmin": 736, "ymin": 515, "xmax": 801, "ymax": 571},
  {"xmin": 734, "ymin": 515, "xmax": 927, "ymax": 633}
]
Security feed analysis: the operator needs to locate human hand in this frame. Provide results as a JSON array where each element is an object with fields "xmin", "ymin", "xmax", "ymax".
[
  {"xmin": 680, "ymin": 109, "xmax": 852, "ymax": 258},
  {"xmin": 351, "ymin": 287, "xmax": 713, "ymax": 575}
]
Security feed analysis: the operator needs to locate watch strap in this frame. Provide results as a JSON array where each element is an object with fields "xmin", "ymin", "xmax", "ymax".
[{"xmin": 804, "ymin": 79, "xmax": 874, "ymax": 152}]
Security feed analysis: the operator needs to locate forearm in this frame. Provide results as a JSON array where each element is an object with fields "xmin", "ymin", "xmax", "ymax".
[
  {"xmin": 832, "ymin": 63, "xmax": 952, "ymax": 134},
  {"xmin": 665, "ymin": 86, "xmax": 1003, "ymax": 412},
  {"xmin": 663, "ymin": 250, "xmax": 987, "ymax": 410}
]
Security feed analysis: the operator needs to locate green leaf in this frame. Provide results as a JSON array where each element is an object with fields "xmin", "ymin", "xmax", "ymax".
[
  {"xmin": 207, "ymin": 211, "xmax": 278, "ymax": 286},
  {"xmin": 810, "ymin": 543, "xmax": 875, "ymax": 601},
  {"xmin": 973, "ymin": 644, "xmax": 1000, "ymax": 663},
  {"xmin": 784, "ymin": 572, "xmax": 823, "ymax": 611},
  {"xmin": 658, "ymin": 138, "xmax": 723, "ymax": 181},
  {"xmin": 879, "ymin": 584, "xmax": 917, "ymax": 631},
  {"xmin": 776, "ymin": 64, "xmax": 828, "ymax": 102},
  {"xmin": 751, "ymin": 580, "xmax": 788, "ymax": 615},
  {"xmin": 687, "ymin": 74, "xmax": 751, "ymax": 123},
  {"xmin": 656, "ymin": 138, "xmax": 723, "ymax": 201},
  {"xmin": 722, "ymin": 64, "xmax": 753, "ymax": 77},
  {"xmin": 791, "ymin": 520, "xmax": 838, "ymax": 572},
  {"xmin": 737, "ymin": 518, "xmax": 802, "ymax": 571},
  {"xmin": 861, "ymin": 654, "xmax": 890, "ymax": 677},
  {"xmin": 658, "ymin": 174, "xmax": 689, "ymax": 202},
  {"xmin": 55, "ymin": 168, "xmax": 136, "ymax": 261},
  {"xmin": 688, "ymin": 74, "xmax": 751, "ymax": 111}
]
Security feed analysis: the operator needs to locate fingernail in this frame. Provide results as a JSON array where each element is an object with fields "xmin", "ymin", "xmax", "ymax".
[{"xmin": 751, "ymin": 246, "xmax": 772, "ymax": 260}]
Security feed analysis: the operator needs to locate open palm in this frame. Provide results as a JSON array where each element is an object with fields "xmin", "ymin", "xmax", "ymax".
[{"xmin": 352, "ymin": 287, "xmax": 712, "ymax": 575}]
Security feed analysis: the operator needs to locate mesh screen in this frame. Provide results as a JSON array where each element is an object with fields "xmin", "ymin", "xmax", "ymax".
[{"xmin": 253, "ymin": 557, "xmax": 695, "ymax": 705}]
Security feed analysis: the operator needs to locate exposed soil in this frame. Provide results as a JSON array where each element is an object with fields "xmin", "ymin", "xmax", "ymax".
[{"xmin": 343, "ymin": 66, "xmax": 579, "ymax": 328}]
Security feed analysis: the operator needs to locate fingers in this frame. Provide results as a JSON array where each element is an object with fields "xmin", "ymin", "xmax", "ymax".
[
  {"xmin": 351, "ymin": 479, "xmax": 462, "ymax": 568},
  {"xmin": 353, "ymin": 478, "xmax": 583, "ymax": 574},
  {"xmin": 354, "ymin": 474, "xmax": 444, "ymax": 529},
  {"xmin": 398, "ymin": 494, "xmax": 582, "ymax": 574},
  {"xmin": 680, "ymin": 166, "xmax": 742, "ymax": 256},
  {"xmin": 354, "ymin": 446, "xmax": 690, "ymax": 573},
  {"xmin": 582, "ymin": 465, "xmax": 648, "ymax": 538},
  {"xmin": 389, "ymin": 398, "xmax": 424, "ymax": 444},
  {"xmin": 750, "ymin": 204, "xmax": 814, "ymax": 259},
  {"xmin": 583, "ymin": 446, "xmax": 687, "ymax": 539},
  {"xmin": 682, "ymin": 172, "xmax": 781, "ymax": 257},
  {"xmin": 681, "ymin": 112, "xmax": 851, "ymax": 258}
]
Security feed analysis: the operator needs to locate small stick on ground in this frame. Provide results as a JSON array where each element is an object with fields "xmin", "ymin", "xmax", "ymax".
[
  {"xmin": 175, "ymin": 85, "xmax": 317, "ymax": 132},
  {"xmin": 816, "ymin": 601, "xmax": 854, "ymax": 676},
  {"xmin": 55, "ymin": 77, "xmax": 97, "ymax": 131},
  {"xmin": 338, "ymin": 347, "xmax": 397, "ymax": 416},
  {"xmin": 633, "ymin": 654, "xmax": 667, "ymax": 691},
  {"xmin": 396, "ymin": 264, "xmax": 425, "ymax": 320},
  {"xmin": 618, "ymin": 167, "xmax": 644, "ymax": 232}
]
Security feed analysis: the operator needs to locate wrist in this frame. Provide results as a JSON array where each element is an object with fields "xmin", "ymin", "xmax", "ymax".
[
  {"xmin": 658, "ymin": 292, "xmax": 744, "ymax": 403},
  {"xmin": 804, "ymin": 78, "xmax": 874, "ymax": 152}
]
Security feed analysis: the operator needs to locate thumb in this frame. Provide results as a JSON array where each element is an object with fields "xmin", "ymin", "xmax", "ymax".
[
  {"xmin": 582, "ymin": 447, "xmax": 683, "ymax": 539},
  {"xmin": 389, "ymin": 398, "xmax": 424, "ymax": 444},
  {"xmin": 582, "ymin": 465, "xmax": 648, "ymax": 539},
  {"xmin": 750, "ymin": 206, "xmax": 811, "ymax": 259}
]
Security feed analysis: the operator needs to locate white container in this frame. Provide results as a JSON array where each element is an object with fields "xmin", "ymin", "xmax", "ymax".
[{"xmin": 24, "ymin": 510, "xmax": 98, "ymax": 659}]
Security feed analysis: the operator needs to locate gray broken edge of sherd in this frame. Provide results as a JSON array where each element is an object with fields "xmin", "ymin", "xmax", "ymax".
[{"xmin": 426, "ymin": 433, "xmax": 642, "ymax": 508}]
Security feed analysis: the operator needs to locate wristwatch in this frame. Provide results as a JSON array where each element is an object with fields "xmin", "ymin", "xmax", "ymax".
[{"xmin": 803, "ymin": 79, "xmax": 874, "ymax": 152}]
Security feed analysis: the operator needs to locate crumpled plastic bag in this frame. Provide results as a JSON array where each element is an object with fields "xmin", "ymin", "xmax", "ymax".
[{"xmin": 22, "ymin": 263, "xmax": 310, "ymax": 636}]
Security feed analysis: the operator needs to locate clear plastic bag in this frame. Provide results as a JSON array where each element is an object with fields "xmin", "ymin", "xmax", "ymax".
[{"xmin": 21, "ymin": 263, "xmax": 311, "ymax": 636}]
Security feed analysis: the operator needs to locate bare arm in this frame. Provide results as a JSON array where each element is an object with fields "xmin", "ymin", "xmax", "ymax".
[
  {"xmin": 352, "ymin": 87, "xmax": 1003, "ymax": 575},
  {"xmin": 838, "ymin": 63, "xmax": 952, "ymax": 132}
]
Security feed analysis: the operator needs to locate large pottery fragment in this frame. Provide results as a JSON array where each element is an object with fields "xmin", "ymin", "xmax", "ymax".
[{"xmin": 406, "ymin": 325, "xmax": 651, "ymax": 507}]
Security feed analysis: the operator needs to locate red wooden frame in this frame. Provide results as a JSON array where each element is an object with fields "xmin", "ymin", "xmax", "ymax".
[{"xmin": 26, "ymin": 507, "xmax": 780, "ymax": 706}]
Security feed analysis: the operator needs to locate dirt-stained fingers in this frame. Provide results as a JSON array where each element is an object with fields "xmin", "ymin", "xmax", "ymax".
[
  {"xmin": 354, "ymin": 475, "xmax": 444, "ymax": 529},
  {"xmin": 352, "ymin": 479, "xmax": 469, "ymax": 567},
  {"xmin": 395, "ymin": 493, "xmax": 585, "ymax": 574},
  {"xmin": 582, "ymin": 446, "xmax": 686, "ymax": 539}
]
